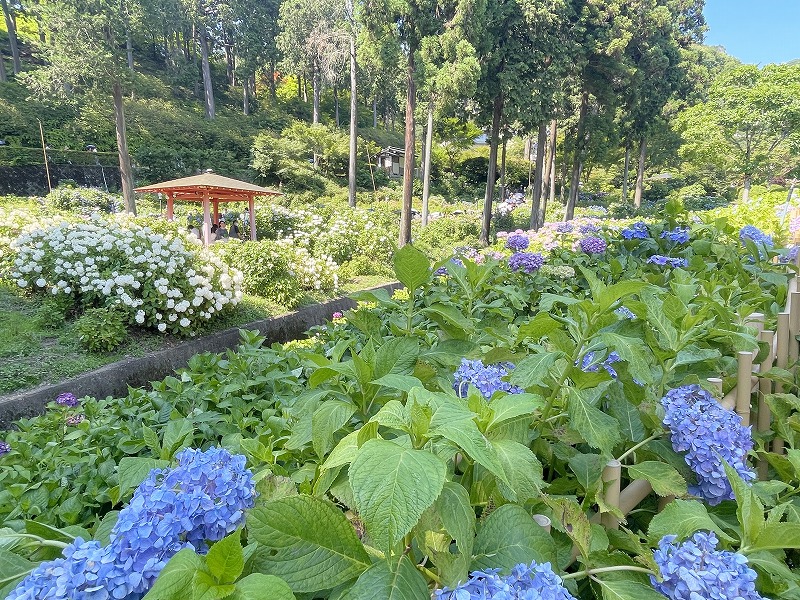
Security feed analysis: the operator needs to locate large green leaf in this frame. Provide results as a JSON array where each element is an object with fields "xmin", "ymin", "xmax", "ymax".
[
  {"xmin": 626, "ymin": 462, "xmax": 687, "ymax": 497},
  {"xmin": 370, "ymin": 374, "xmax": 423, "ymax": 392},
  {"xmin": 430, "ymin": 418, "xmax": 509, "ymax": 487},
  {"xmin": 472, "ymin": 504, "xmax": 557, "ymax": 570},
  {"xmin": 206, "ymin": 532, "xmax": 244, "ymax": 585},
  {"xmin": 752, "ymin": 523, "xmax": 800, "ymax": 551},
  {"xmin": 486, "ymin": 394, "xmax": 544, "ymax": 432},
  {"xmin": 374, "ymin": 338, "xmax": 420, "ymax": 379},
  {"xmin": 349, "ymin": 439, "xmax": 446, "ymax": 553},
  {"xmin": 507, "ymin": 352, "xmax": 560, "ymax": 389},
  {"xmin": 673, "ymin": 346, "xmax": 722, "ymax": 368},
  {"xmin": 566, "ymin": 388, "xmax": 622, "ymax": 456},
  {"xmin": 596, "ymin": 281, "xmax": 650, "ymax": 313},
  {"xmin": 419, "ymin": 340, "xmax": 479, "ymax": 367},
  {"xmin": 641, "ymin": 291, "xmax": 679, "ymax": 352},
  {"xmin": 596, "ymin": 579, "xmax": 667, "ymax": 600},
  {"xmin": 312, "ymin": 400, "xmax": 356, "ymax": 459},
  {"xmin": 369, "ymin": 400, "xmax": 412, "ymax": 433},
  {"xmin": 342, "ymin": 556, "xmax": 429, "ymax": 600},
  {"xmin": 393, "ymin": 245, "xmax": 430, "ymax": 292},
  {"xmin": 321, "ymin": 431, "xmax": 360, "ymax": 470},
  {"xmin": 230, "ymin": 574, "xmax": 296, "ymax": 600},
  {"xmin": 247, "ymin": 495, "xmax": 370, "ymax": 593},
  {"xmin": 493, "ymin": 439, "xmax": 545, "ymax": 503},
  {"xmin": 648, "ymin": 500, "xmax": 736, "ymax": 543},
  {"xmin": 541, "ymin": 497, "xmax": 592, "ymax": 559},
  {"xmin": 142, "ymin": 549, "xmax": 203, "ymax": 600},
  {"xmin": 724, "ymin": 462, "xmax": 764, "ymax": 547},
  {"xmin": 435, "ymin": 482, "xmax": 476, "ymax": 556},
  {"xmin": 423, "ymin": 303, "xmax": 475, "ymax": 335},
  {"xmin": 161, "ymin": 418, "xmax": 194, "ymax": 459},
  {"xmin": 516, "ymin": 313, "xmax": 563, "ymax": 343},
  {"xmin": 0, "ymin": 548, "xmax": 34, "ymax": 582},
  {"xmin": 597, "ymin": 332, "xmax": 654, "ymax": 384}
]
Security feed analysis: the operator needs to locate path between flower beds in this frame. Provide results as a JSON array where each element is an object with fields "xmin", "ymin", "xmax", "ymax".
[{"xmin": 0, "ymin": 282, "xmax": 400, "ymax": 429}]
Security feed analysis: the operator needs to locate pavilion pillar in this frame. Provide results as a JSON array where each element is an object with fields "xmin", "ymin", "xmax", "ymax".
[
  {"xmin": 202, "ymin": 191, "xmax": 211, "ymax": 247},
  {"xmin": 166, "ymin": 193, "xmax": 174, "ymax": 221},
  {"xmin": 213, "ymin": 200, "xmax": 220, "ymax": 224},
  {"xmin": 249, "ymin": 197, "xmax": 256, "ymax": 241}
]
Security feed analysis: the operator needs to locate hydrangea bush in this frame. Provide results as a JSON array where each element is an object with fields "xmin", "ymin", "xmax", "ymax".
[
  {"xmin": 436, "ymin": 562, "xmax": 576, "ymax": 600},
  {"xmin": 10, "ymin": 215, "xmax": 243, "ymax": 334}
]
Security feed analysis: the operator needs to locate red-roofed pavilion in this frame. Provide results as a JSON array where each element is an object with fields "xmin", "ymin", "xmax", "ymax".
[{"xmin": 135, "ymin": 172, "xmax": 281, "ymax": 246}]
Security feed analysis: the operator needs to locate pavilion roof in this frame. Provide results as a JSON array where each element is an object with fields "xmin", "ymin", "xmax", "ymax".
[{"xmin": 134, "ymin": 172, "xmax": 280, "ymax": 201}]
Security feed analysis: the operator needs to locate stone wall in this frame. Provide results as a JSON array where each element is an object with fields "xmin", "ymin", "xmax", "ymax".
[{"xmin": 0, "ymin": 165, "xmax": 121, "ymax": 196}]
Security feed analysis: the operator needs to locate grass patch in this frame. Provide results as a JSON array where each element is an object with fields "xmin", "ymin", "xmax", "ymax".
[{"xmin": 0, "ymin": 275, "xmax": 393, "ymax": 395}]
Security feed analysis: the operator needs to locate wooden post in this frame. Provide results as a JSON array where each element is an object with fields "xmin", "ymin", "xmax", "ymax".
[
  {"xmin": 790, "ymin": 292, "xmax": 800, "ymax": 367},
  {"xmin": 213, "ymin": 199, "xmax": 220, "ymax": 225},
  {"xmin": 166, "ymin": 193, "xmax": 174, "ymax": 221},
  {"xmin": 601, "ymin": 460, "xmax": 621, "ymax": 529},
  {"xmin": 248, "ymin": 197, "xmax": 256, "ymax": 241},
  {"xmin": 202, "ymin": 191, "xmax": 211, "ymax": 247},
  {"xmin": 736, "ymin": 351, "xmax": 753, "ymax": 426}
]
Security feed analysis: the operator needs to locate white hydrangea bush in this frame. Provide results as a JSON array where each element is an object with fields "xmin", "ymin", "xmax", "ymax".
[{"xmin": 10, "ymin": 215, "xmax": 243, "ymax": 334}]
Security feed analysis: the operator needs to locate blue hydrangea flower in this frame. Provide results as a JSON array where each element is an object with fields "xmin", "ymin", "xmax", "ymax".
[
  {"xmin": 621, "ymin": 221, "xmax": 649, "ymax": 240},
  {"xmin": 579, "ymin": 351, "xmax": 621, "ymax": 378},
  {"xmin": 615, "ymin": 306, "xmax": 635, "ymax": 319},
  {"xmin": 56, "ymin": 392, "xmax": 79, "ymax": 407},
  {"xmin": 651, "ymin": 532, "xmax": 764, "ymax": 600},
  {"xmin": 508, "ymin": 252, "xmax": 545, "ymax": 273},
  {"xmin": 579, "ymin": 236, "xmax": 607, "ymax": 254},
  {"xmin": 739, "ymin": 225, "xmax": 773, "ymax": 248},
  {"xmin": 555, "ymin": 222, "xmax": 574, "ymax": 233},
  {"xmin": 506, "ymin": 234, "xmax": 530, "ymax": 252},
  {"xmin": 9, "ymin": 448, "xmax": 256, "ymax": 600},
  {"xmin": 661, "ymin": 385, "xmax": 755, "ymax": 505},
  {"xmin": 780, "ymin": 245, "xmax": 800, "ymax": 264},
  {"xmin": 453, "ymin": 358, "xmax": 523, "ymax": 400},
  {"xmin": 660, "ymin": 227, "xmax": 690, "ymax": 244},
  {"xmin": 435, "ymin": 561, "xmax": 576, "ymax": 600},
  {"xmin": 647, "ymin": 255, "xmax": 688, "ymax": 268},
  {"xmin": 0, "ymin": 441, "xmax": 9, "ymax": 455}
]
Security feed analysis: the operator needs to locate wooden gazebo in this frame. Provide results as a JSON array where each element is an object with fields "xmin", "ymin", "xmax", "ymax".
[{"xmin": 135, "ymin": 172, "xmax": 281, "ymax": 246}]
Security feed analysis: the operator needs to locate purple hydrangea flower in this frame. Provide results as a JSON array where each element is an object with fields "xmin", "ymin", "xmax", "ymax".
[
  {"xmin": 435, "ymin": 561, "xmax": 576, "ymax": 600},
  {"xmin": 0, "ymin": 441, "xmax": 10, "ymax": 455},
  {"xmin": 578, "ymin": 222, "xmax": 600, "ymax": 234},
  {"xmin": 615, "ymin": 306, "xmax": 635, "ymax": 319},
  {"xmin": 647, "ymin": 255, "xmax": 688, "ymax": 268},
  {"xmin": 332, "ymin": 312, "xmax": 343, "ymax": 319},
  {"xmin": 435, "ymin": 265, "xmax": 449, "ymax": 276},
  {"xmin": 579, "ymin": 236, "xmax": 607, "ymax": 254},
  {"xmin": 661, "ymin": 385, "xmax": 755, "ymax": 505},
  {"xmin": 621, "ymin": 221, "xmax": 649, "ymax": 240},
  {"xmin": 651, "ymin": 532, "xmax": 764, "ymax": 600},
  {"xmin": 505, "ymin": 233, "xmax": 530, "ymax": 252},
  {"xmin": 780, "ymin": 246, "xmax": 800, "ymax": 264},
  {"xmin": 453, "ymin": 358, "xmax": 523, "ymax": 400},
  {"xmin": 56, "ymin": 392, "xmax": 79, "ymax": 407},
  {"xmin": 739, "ymin": 225, "xmax": 773, "ymax": 248},
  {"xmin": 508, "ymin": 252, "xmax": 545, "ymax": 273},
  {"xmin": 66, "ymin": 414, "xmax": 85, "ymax": 426},
  {"xmin": 660, "ymin": 227, "xmax": 690, "ymax": 244},
  {"xmin": 555, "ymin": 222, "xmax": 574, "ymax": 233}
]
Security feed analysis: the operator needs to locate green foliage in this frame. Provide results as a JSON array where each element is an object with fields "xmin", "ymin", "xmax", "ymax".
[{"xmin": 73, "ymin": 307, "xmax": 128, "ymax": 352}]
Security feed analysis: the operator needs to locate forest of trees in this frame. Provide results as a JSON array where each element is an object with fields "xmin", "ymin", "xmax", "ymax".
[{"xmin": 1, "ymin": 0, "xmax": 799, "ymax": 244}]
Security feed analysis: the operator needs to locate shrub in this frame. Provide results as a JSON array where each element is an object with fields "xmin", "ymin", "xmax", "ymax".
[
  {"xmin": 412, "ymin": 214, "xmax": 481, "ymax": 259},
  {"xmin": 45, "ymin": 185, "xmax": 121, "ymax": 214},
  {"xmin": 74, "ymin": 306, "xmax": 128, "ymax": 352},
  {"xmin": 35, "ymin": 294, "xmax": 75, "ymax": 329},
  {"xmin": 10, "ymin": 215, "xmax": 243, "ymax": 335}
]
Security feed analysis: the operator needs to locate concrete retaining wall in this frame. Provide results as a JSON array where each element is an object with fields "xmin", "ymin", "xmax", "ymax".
[{"xmin": 0, "ymin": 283, "xmax": 399, "ymax": 429}]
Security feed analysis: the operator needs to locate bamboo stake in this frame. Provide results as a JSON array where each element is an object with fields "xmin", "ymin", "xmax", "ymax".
[
  {"xmin": 736, "ymin": 351, "xmax": 754, "ymax": 426},
  {"xmin": 600, "ymin": 460, "xmax": 621, "ymax": 529},
  {"xmin": 758, "ymin": 330, "xmax": 775, "ymax": 480},
  {"xmin": 618, "ymin": 479, "xmax": 653, "ymax": 515},
  {"xmin": 533, "ymin": 514, "xmax": 552, "ymax": 533}
]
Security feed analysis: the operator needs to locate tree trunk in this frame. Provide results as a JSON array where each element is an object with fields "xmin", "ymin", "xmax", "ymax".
[
  {"xmin": 269, "ymin": 60, "xmax": 277, "ymax": 97},
  {"xmin": 524, "ymin": 137, "xmax": 531, "ymax": 162},
  {"xmin": 565, "ymin": 90, "xmax": 589, "ymax": 221},
  {"xmin": 398, "ymin": 52, "xmax": 416, "ymax": 247},
  {"xmin": 0, "ymin": 0, "xmax": 21, "ymax": 75},
  {"xmin": 743, "ymin": 175, "xmax": 752, "ymax": 203},
  {"xmin": 0, "ymin": 48, "xmax": 6, "ymax": 82},
  {"xmin": 126, "ymin": 28, "xmax": 134, "ymax": 71},
  {"xmin": 199, "ymin": 27, "xmax": 216, "ymax": 119},
  {"xmin": 480, "ymin": 93, "xmax": 503, "ymax": 246},
  {"xmin": 499, "ymin": 137, "xmax": 507, "ymax": 203},
  {"xmin": 530, "ymin": 121, "xmax": 547, "ymax": 230},
  {"xmin": 312, "ymin": 64, "xmax": 321, "ymax": 124},
  {"xmin": 621, "ymin": 144, "xmax": 630, "ymax": 204},
  {"xmin": 373, "ymin": 98, "xmax": 378, "ymax": 128},
  {"xmin": 225, "ymin": 37, "xmax": 235, "ymax": 85},
  {"xmin": 633, "ymin": 136, "xmax": 646, "ymax": 209},
  {"xmin": 243, "ymin": 77, "xmax": 250, "ymax": 115},
  {"xmin": 334, "ymin": 84, "xmax": 340, "ymax": 127},
  {"xmin": 348, "ymin": 34, "xmax": 357, "ymax": 208},
  {"xmin": 112, "ymin": 80, "xmax": 136, "ymax": 215},
  {"xmin": 543, "ymin": 119, "xmax": 556, "ymax": 217},
  {"xmin": 421, "ymin": 100, "xmax": 434, "ymax": 226}
]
